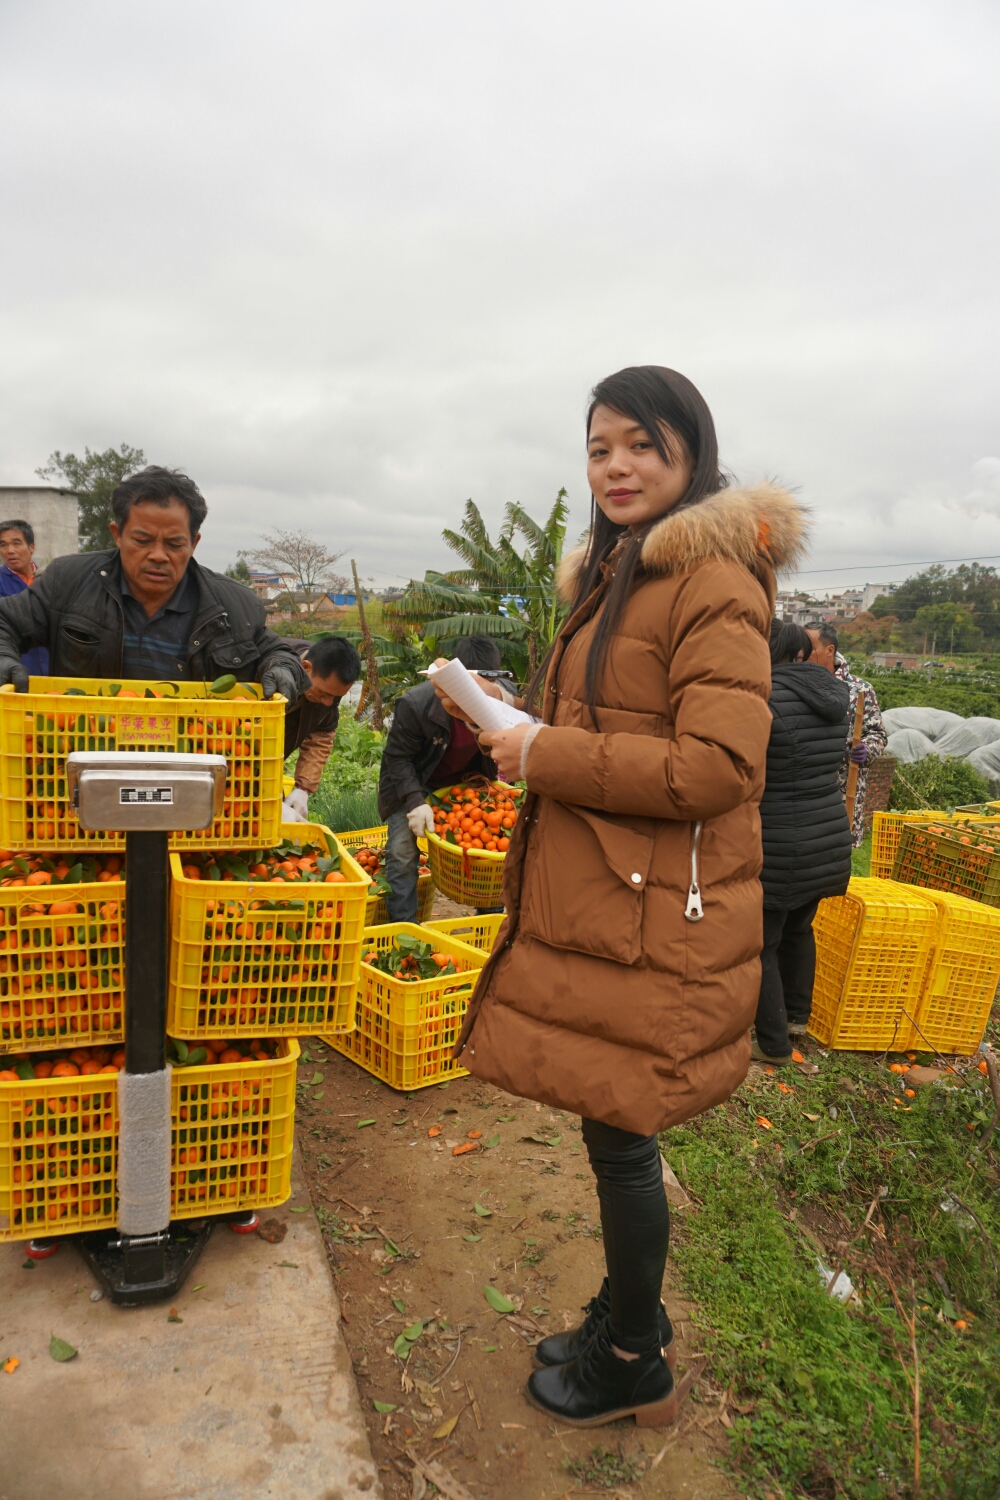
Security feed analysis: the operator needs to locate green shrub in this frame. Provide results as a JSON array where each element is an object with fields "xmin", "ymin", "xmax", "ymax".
[{"xmin": 889, "ymin": 755, "xmax": 992, "ymax": 811}]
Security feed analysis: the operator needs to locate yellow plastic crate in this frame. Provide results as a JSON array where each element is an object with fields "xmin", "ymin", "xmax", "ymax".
[
  {"xmin": 423, "ymin": 913, "xmax": 506, "ymax": 953},
  {"xmin": 324, "ymin": 922, "xmax": 486, "ymax": 1090},
  {"xmin": 905, "ymin": 891, "xmax": 1000, "ymax": 1054},
  {"xmin": 167, "ymin": 824, "xmax": 367, "ymax": 1038},
  {"xmin": 0, "ymin": 1040, "xmax": 298, "ymax": 1242},
  {"xmin": 0, "ymin": 677, "xmax": 285, "ymax": 851},
  {"xmin": 810, "ymin": 878, "xmax": 937, "ymax": 1050},
  {"xmin": 425, "ymin": 832, "xmax": 506, "ymax": 907},
  {"xmin": 333, "ymin": 824, "xmax": 435, "ymax": 925},
  {"xmin": 892, "ymin": 821, "xmax": 1000, "ymax": 906},
  {"xmin": 867, "ymin": 810, "xmax": 994, "ymax": 880},
  {"xmin": 0, "ymin": 873, "xmax": 125, "ymax": 1051}
]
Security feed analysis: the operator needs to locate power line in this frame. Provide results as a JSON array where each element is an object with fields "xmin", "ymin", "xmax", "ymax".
[{"xmin": 791, "ymin": 553, "xmax": 1000, "ymax": 577}]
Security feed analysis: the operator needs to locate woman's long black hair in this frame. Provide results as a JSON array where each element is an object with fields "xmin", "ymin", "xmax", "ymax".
[
  {"xmin": 769, "ymin": 619, "xmax": 813, "ymax": 666},
  {"xmin": 528, "ymin": 365, "xmax": 726, "ymax": 715}
]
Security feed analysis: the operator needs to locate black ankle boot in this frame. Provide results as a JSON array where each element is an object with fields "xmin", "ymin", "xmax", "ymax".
[
  {"xmin": 526, "ymin": 1318, "xmax": 694, "ymax": 1429},
  {"xmin": 534, "ymin": 1277, "xmax": 675, "ymax": 1370}
]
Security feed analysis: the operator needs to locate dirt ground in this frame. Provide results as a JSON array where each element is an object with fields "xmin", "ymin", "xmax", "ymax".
[{"xmin": 289, "ymin": 907, "xmax": 741, "ymax": 1500}]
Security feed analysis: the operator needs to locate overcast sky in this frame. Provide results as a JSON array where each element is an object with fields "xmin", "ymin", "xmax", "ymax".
[{"xmin": 1, "ymin": 0, "xmax": 998, "ymax": 594}]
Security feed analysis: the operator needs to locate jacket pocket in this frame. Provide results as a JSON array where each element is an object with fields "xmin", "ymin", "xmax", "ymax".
[
  {"xmin": 59, "ymin": 614, "xmax": 104, "ymax": 676},
  {"xmin": 518, "ymin": 801, "xmax": 653, "ymax": 965},
  {"xmin": 202, "ymin": 639, "xmax": 259, "ymax": 675}
]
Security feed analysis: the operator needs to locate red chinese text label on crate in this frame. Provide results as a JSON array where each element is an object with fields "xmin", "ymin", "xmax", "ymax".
[
  {"xmin": 0, "ymin": 873, "xmax": 125, "ymax": 1051},
  {"xmin": 0, "ymin": 1040, "xmax": 297, "ymax": 1242},
  {"xmin": 905, "ymin": 890, "xmax": 1000, "ymax": 1054},
  {"xmin": 868, "ymin": 810, "xmax": 994, "ymax": 881},
  {"xmin": 891, "ymin": 821, "xmax": 1000, "ymax": 907},
  {"xmin": 809, "ymin": 878, "xmax": 937, "ymax": 1051},
  {"xmin": 168, "ymin": 824, "xmax": 367, "ymax": 1038},
  {"xmin": 423, "ymin": 912, "xmax": 506, "ymax": 954},
  {"xmin": 334, "ymin": 824, "xmax": 435, "ymax": 925},
  {"xmin": 0, "ymin": 677, "xmax": 285, "ymax": 852},
  {"xmin": 324, "ymin": 922, "xmax": 487, "ymax": 1091}
]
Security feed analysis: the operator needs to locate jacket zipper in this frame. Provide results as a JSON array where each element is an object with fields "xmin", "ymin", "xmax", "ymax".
[{"xmin": 684, "ymin": 820, "xmax": 704, "ymax": 922}]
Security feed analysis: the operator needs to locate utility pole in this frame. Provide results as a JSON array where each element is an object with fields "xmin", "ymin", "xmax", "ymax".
[{"xmin": 351, "ymin": 559, "xmax": 384, "ymax": 730}]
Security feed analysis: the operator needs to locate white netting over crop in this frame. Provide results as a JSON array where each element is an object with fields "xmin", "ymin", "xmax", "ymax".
[
  {"xmin": 881, "ymin": 707, "xmax": 964, "ymax": 738},
  {"xmin": 117, "ymin": 1067, "xmax": 172, "ymax": 1236},
  {"xmin": 886, "ymin": 728, "xmax": 937, "ymax": 763}
]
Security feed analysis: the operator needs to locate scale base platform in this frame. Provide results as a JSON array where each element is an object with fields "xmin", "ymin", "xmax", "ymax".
[{"xmin": 76, "ymin": 1220, "xmax": 214, "ymax": 1306}]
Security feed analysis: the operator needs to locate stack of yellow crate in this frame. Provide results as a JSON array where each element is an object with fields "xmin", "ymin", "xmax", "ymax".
[
  {"xmin": 0, "ymin": 677, "xmax": 369, "ymax": 1244},
  {"xmin": 811, "ymin": 876, "xmax": 1000, "ymax": 1054}
]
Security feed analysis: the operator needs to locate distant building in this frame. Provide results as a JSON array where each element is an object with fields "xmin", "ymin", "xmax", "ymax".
[
  {"xmin": 775, "ymin": 592, "xmax": 823, "ymax": 627},
  {"xmin": 872, "ymin": 652, "xmax": 922, "ymax": 670},
  {"xmin": 777, "ymin": 581, "xmax": 897, "ymax": 628},
  {"xmin": 0, "ymin": 487, "xmax": 79, "ymax": 568},
  {"xmin": 248, "ymin": 569, "xmax": 297, "ymax": 600}
]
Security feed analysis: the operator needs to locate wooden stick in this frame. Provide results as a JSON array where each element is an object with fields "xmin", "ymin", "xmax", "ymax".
[
  {"xmin": 979, "ymin": 1051, "xmax": 1000, "ymax": 1151},
  {"xmin": 351, "ymin": 558, "xmax": 384, "ymax": 730},
  {"xmin": 845, "ymin": 689, "xmax": 866, "ymax": 827},
  {"xmin": 881, "ymin": 1273, "xmax": 920, "ymax": 1495}
]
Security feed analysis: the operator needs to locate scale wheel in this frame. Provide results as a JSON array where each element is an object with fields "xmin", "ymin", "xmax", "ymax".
[
  {"xmin": 228, "ymin": 1211, "xmax": 259, "ymax": 1235},
  {"xmin": 25, "ymin": 1238, "xmax": 60, "ymax": 1259}
]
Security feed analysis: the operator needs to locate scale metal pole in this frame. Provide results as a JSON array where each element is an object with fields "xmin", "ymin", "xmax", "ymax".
[{"xmin": 67, "ymin": 752, "xmax": 227, "ymax": 1304}]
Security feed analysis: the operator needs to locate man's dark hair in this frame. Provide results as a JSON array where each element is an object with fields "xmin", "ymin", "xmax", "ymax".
[
  {"xmin": 815, "ymin": 622, "xmax": 839, "ymax": 651},
  {"xmin": 303, "ymin": 635, "xmax": 361, "ymax": 684},
  {"xmin": 770, "ymin": 619, "xmax": 813, "ymax": 666},
  {"xmin": 111, "ymin": 465, "xmax": 208, "ymax": 540},
  {"xmin": 453, "ymin": 636, "xmax": 502, "ymax": 671},
  {"xmin": 0, "ymin": 520, "xmax": 34, "ymax": 547}
]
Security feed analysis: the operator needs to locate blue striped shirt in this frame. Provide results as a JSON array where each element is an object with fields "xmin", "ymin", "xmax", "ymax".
[{"xmin": 120, "ymin": 567, "xmax": 198, "ymax": 680}]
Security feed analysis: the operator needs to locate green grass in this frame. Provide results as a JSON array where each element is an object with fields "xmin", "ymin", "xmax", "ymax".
[
  {"xmin": 852, "ymin": 834, "xmax": 872, "ymax": 879},
  {"xmin": 311, "ymin": 784, "xmax": 380, "ymax": 833},
  {"xmin": 664, "ymin": 1036, "xmax": 1000, "ymax": 1498},
  {"xmin": 286, "ymin": 715, "xmax": 384, "ymax": 833}
]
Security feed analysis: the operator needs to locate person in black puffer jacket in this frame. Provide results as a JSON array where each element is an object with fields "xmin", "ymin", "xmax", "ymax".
[{"xmin": 753, "ymin": 620, "xmax": 851, "ymax": 1064}]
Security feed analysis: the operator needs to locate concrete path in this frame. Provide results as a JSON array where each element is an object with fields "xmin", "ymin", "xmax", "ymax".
[{"xmin": 0, "ymin": 1151, "xmax": 381, "ymax": 1500}]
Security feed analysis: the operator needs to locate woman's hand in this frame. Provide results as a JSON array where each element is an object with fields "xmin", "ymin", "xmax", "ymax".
[
  {"xmin": 430, "ymin": 656, "xmax": 502, "ymax": 723},
  {"xmin": 477, "ymin": 722, "xmax": 534, "ymax": 783}
]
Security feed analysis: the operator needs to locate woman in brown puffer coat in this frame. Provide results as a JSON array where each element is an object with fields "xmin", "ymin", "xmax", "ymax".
[{"xmin": 444, "ymin": 366, "xmax": 807, "ymax": 1430}]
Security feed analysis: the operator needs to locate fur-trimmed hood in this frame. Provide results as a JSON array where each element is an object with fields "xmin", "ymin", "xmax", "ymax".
[{"xmin": 557, "ymin": 482, "xmax": 808, "ymax": 601}]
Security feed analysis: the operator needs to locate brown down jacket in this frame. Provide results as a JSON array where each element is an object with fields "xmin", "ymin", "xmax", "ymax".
[{"xmin": 455, "ymin": 483, "xmax": 808, "ymax": 1135}]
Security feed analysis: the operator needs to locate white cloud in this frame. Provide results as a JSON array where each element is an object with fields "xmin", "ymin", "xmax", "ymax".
[{"xmin": 0, "ymin": 0, "xmax": 997, "ymax": 590}]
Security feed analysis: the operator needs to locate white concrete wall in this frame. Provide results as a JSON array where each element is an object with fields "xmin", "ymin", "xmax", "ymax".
[{"xmin": 0, "ymin": 488, "xmax": 79, "ymax": 568}]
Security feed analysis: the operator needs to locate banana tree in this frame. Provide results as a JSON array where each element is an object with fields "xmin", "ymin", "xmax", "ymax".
[{"xmin": 385, "ymin": 490, "xmax": 570, "ymax": 683}]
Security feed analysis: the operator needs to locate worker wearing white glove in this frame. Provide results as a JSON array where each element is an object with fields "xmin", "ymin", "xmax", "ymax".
[
  {"xmin": 406, "ymin": 802, "xmax": 435, "ymax": 838},
  {"xmin": 282, "ymin": 787, "xmax": 310, "ymax": 823}
]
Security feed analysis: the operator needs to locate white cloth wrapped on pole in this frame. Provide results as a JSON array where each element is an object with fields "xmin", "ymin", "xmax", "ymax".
[{"xmin": 117, "ymin": 1067, "xmax": 172, "ymax": 1236}]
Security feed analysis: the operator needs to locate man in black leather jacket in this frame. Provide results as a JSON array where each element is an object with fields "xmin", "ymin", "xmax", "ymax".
[
  {"xmin": 378, "ymin": 636, "xmax": 501, "ymax": 921},
  {"xmin": 0, "ymin": 465, "xmax": 306, "ymax": 702}
]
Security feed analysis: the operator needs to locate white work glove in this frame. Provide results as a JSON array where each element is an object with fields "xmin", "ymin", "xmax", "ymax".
[
  {"xmin": 282, "ymin": 788, "xmax": 310, "ymax": 823},
  {"xmin": 406, "ymin": 802, "xmax": 435, "ymax": 837}
]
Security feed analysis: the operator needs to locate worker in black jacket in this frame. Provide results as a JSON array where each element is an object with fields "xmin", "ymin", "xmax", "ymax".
[
  {"xmin": 378, "ymin": 636, "xmax": 502, "ymax": 921},
  {"xmin": 753, "ymin": 620, "xmax": 852, "ymax": 1065},
  {"xmin": 281, "ymin": 635, "xmax": 362, "ymax": 822},
  {"xmin": 0, "ymin": 466, "xmax": 306, "ymax": 703}
]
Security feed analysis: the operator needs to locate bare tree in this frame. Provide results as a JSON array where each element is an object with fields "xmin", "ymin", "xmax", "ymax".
[{"xmin": 250, "ymin": 529, "xmax": 348, "ymax": 618}]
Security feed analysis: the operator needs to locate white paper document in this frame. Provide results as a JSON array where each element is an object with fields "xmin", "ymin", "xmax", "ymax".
[{"xmin": 424, "ymin": 658, "xmax": 534, "ymax": 731}]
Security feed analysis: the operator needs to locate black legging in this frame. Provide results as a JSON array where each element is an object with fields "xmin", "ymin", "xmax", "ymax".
[{"xmin": 582, "ymin": 1117, "xmax": 670, "ymax": 1355}]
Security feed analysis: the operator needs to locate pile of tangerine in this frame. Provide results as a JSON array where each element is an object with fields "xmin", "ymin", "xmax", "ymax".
[{"xmin": 429, "ymin": 782, "xmax": 522, "ymax": 852}]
